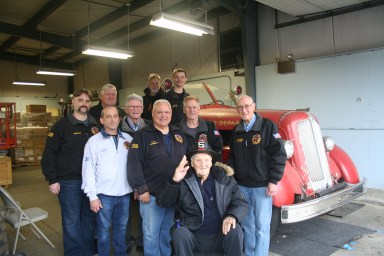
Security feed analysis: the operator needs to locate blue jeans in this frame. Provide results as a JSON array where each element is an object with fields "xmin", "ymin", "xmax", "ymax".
[
  {"xmin": 58, "ymin": 180, "xmax": 97, "ymax": 256},
  {"xmin": 97, "ymin": 194, "xmax": 130, "ymax": 256},
  {"xmin": 239, "ymin": 186, "xmax": 272, "ymax": 256},
  {"xmin": 140, "ymin": 195, "xmax": 174, "ymax": 256}
]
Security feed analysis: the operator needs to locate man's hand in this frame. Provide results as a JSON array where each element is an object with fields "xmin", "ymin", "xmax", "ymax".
[
  {"xmin": 134, "ymin": 190, "xmax": 139, "ymax": 200},
  {"xmin": 172, "ymin": 155, "xmax": 189, "ymax": 182},
  {"xmin": 49, "ymin": 183, "xmax": 60, "ymax": 195},
  {"xmin": 266, "ymin": 183, "xmax": 278, "ymax": 197},
  {"xmin": 90, "ymin": 199, "xmax": 103, "ymax": 213},
  {"xmin": 139, "ymin": 191, "xmax": 150, "ymax": 203},
  {"xmin": 222, "ymin": 216, "xmax": 237, "ymax": 235}
]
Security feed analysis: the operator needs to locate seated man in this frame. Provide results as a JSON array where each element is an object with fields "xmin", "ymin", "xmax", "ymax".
[{"xmin": 157, "ymin": 140, "xmax": 248, "ymax": 256}]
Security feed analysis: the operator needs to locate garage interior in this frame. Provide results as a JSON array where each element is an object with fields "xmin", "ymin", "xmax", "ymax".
[{"xmin": 0, "ymin": 0, "xmax": 384, "ymax": 255}]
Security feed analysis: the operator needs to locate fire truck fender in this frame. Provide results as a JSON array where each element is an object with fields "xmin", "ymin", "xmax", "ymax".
[
  {"xmin": 329, "ymin": 145, "xmax": 360, "ymax": 184},
  {"xmin": 273, "ymin": 161, "xmax": 297, "ymax": 208}
]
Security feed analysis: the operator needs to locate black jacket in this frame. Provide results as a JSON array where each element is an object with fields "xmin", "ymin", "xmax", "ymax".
[
  {"xmin": 142, "ymin": 87, "xmax": 165, "ymax": 121},
  {"xmin": 227, "ymin": 112, "xmax": 287, "ymax": 187},
  {"xmin": 163, "ymin": 87, "xmax": 189, "ymax": 125},
  {"xmin": 157, "ymin": 163, "xmax": 248, "ymax": 231},
  {"xmin": 127, "ymin": 122, "xmax": 189, "ymax": 197},
  {"xmin": 41, "ymin": 114, "xmax": 99, "ymax": 184},
  {"xmin": 178, "ymin": 118, "xmax": 223, "ymax": 161},
  {"xmin": 89, "ymin": 101, "xmax": 125, "ymax": 128}
]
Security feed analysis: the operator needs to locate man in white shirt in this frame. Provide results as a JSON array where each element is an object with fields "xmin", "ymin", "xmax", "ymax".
[{"xmin": 82, "ymin": 106, "xmax": 133, "ymax": 255}]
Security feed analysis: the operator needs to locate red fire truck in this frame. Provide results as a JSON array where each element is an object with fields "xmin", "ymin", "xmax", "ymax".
[{"xmin": 184, "ymin": 82, "xmax": 367, "ymax": 234}]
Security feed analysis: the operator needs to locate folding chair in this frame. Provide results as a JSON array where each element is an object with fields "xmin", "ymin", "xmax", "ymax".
[{"xmin": 0, "ymin": 186, "xmax": 55, "ymax": 254}]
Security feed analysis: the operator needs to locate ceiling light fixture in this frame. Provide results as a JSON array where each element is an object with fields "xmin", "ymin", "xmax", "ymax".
[
  {"xmin": 12, "ymin": 49, "xmax": 46, "ymax": 86},
  {"xmin": 36, "ymin": 68, "xmax": 76, "ymax": 76},
  {"xmin": 82, "ymin": 46, "xmax": 133, "ymax": 59},
  {"xmin": 150, "ymin": 12, "xmax": 214, "ymax": 36},
  {"xmin": 36, "ymin": 31, "xmax": 76, "ymax": 76},
  {"xmin": 12, "ymin": 80, "xmax": 46, "ymax": 86},
  {"xmin": 82, "ymin": 1, "xmax": 133, "ymax": 59}
]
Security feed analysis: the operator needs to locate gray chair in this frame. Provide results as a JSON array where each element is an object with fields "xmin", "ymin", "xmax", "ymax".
[{"xmin": 0, "ymin": 186, "xmax": 55, "ymax": 254}]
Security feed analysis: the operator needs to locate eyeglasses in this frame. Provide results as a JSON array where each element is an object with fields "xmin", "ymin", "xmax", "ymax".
[
  {"xmin": 236, "ymin": 104, "xmax": 253, "ymax": 110},
  {"xmin": 126, "ymin": 106, "xmax": 143, "ymax": 109}
]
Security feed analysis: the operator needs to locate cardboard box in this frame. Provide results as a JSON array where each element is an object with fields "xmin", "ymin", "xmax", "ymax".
[
  {"xmin": 24, "ymin": 112, "xmax": 52, "ymax": 122},
  {"xmin": 26, "ymin": 105, "xmax": 46, "ymax": 113},
  {"xmin": 0, "ymin": 156, "xmax": 12, "ymax": 185}
]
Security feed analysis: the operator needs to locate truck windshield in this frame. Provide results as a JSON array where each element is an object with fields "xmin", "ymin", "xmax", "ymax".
[{"xmin": 184, "ymin": 83, "xmax": 235, "ymax": 107}]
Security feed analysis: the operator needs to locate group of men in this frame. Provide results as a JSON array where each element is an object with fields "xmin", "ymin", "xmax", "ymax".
[{"xmin": 41, "ymin": 67, "xmax": 287, "ymax": 256}]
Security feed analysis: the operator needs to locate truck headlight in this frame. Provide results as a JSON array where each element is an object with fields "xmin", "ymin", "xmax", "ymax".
[
  {"xmin": 283, "ymin": 140, "xmax": 294, "ymax": 159},
  {"xmin": 323, "ymin": 136, "xmax": 334, "ymax": 152}
]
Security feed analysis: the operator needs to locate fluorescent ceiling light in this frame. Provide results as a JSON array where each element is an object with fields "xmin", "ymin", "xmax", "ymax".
[
  {"xmin": 37, "ymin": 68, "xmax": 76, "ymax": 76},
  {"xmin": 150, "ymin": 12, "xmax": 214, "ymax": 36},
  {"xmin": 82, "ymin": 46, "xmax": 134, "ymax": 59},
  {"xmin": 13, "ymin": 80, "xmax": 46, "ymax": 86}
]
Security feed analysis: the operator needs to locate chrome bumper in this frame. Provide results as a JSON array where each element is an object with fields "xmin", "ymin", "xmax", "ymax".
[{"xmin": 281, "ymin": 178, "xmax": 367, "ymax": 224}]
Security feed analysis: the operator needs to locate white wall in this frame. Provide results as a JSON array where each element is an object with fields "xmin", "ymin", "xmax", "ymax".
[
  {"xmin": 258, "ymin": 4, "xmax": 384, "ymax": 64},
  {"xmin": 255, "ymin": 49, "xmax": 384, "ymax": 189}
]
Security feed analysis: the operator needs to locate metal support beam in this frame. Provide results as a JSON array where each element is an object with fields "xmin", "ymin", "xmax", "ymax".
[{"xmin": 240, "ymin": 1, "xmax": 258, "ymax": 101}]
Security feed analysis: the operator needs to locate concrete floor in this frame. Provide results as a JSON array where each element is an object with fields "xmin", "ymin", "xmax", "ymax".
[{"xmin": 2, "ymin": 166, "xmax": 384, "ymax": 256}]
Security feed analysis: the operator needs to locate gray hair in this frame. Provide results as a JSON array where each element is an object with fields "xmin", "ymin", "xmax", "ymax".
[
  {"xmin": 125, "ymin": 93, "xmax": 143, "ymax": 105},
  {"xmin": 152, "ymin": 99, "xmax": 171, "ymax": 113},
  {"xmin": 100, "ymin": 84, "xmax": 117, "ymax": 96},
  {"xmin": 236, "ymin": 95, "xmax": 254, "ymax": 105}
]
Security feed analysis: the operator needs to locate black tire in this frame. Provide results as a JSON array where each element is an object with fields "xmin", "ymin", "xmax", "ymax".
[{"xmin": 270, "ymin": 206, "xmax": 281, "ymax": 237}]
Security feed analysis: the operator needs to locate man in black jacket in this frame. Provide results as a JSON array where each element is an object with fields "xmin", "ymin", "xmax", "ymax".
[
  {"xmin": 127, "ymin": 99, "xmax": 188, "ymax": 256},
  {"xmin": 178, "ymin": 95, "xmax": 223, "ymax": 161},
  {"xmin": 157, "ymin": 141, "xmax": 248, "ymax": 256},
  {"xmin": 227, "ymin": 95, "xmax": 287, "ymax": 256},
  {"xmin": 142, "ymin": 73, "xmax": 165, "ymax": 121},
  {"xmin": 89, "ymin": 84, "xmax": 125, "ymax": 128},
  {"xmin": 163, "ymin": 68, "xmax": 189, "ymax": 125},
  {"xmin": 41, "ymin": 88, "xmax": 98, "ymax": 256}
]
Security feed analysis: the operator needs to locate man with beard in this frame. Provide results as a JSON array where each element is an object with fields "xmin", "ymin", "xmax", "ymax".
[
  {"xmin": 41, "ymin": 88, "xmax": 99, "ymax": 256},
  {"xmin": 142, "ymin": 73, "xmax": 165, "ymax": 121}
]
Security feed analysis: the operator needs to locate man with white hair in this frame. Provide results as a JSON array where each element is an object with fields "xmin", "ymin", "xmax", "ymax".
[
  {"xmin": 89, "ymin": 83, "xmax": 125, "ymax": 127},
  {"xmin": 121, "ymin": 93, "xmax": 148, "ymax": 253},
  {"xmin": 157, "ymin": 140, "xmax": 248, "ymax": 256},
  {"xmin": 122, "ymin": 93, "xmax": 149, "ymax": 137},
  {"xmin": 227, "ymin": 95, "xmax": 287, "ymax": 256}
]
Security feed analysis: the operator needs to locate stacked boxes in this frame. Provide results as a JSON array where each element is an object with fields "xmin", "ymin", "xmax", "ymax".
[
  {"xmin": 22, "ymin": 104, "xmax": 53, "ymax": 127},
  {"xmin": 26, "ymin": 104, "xmax": 46, "ymax": 113},
  {"xmin": 10, "ymin": 104, "xmax": 60, "ymax": 166},
  {"xmin": 0, "ymin": 156, "xmax": 12, "ymax": 185},
  {"xmin": 10, "ymin": 127, "xmax": 49, "ymax": 166},
  {"xmin": 22, "ymin": 112, "xmax": 53, "ymax": 127}
]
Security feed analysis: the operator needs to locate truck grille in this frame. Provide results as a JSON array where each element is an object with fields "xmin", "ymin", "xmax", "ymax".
[{"xmin": 297, "ymin": 116, "xmax": 332, "ymax": 192}]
